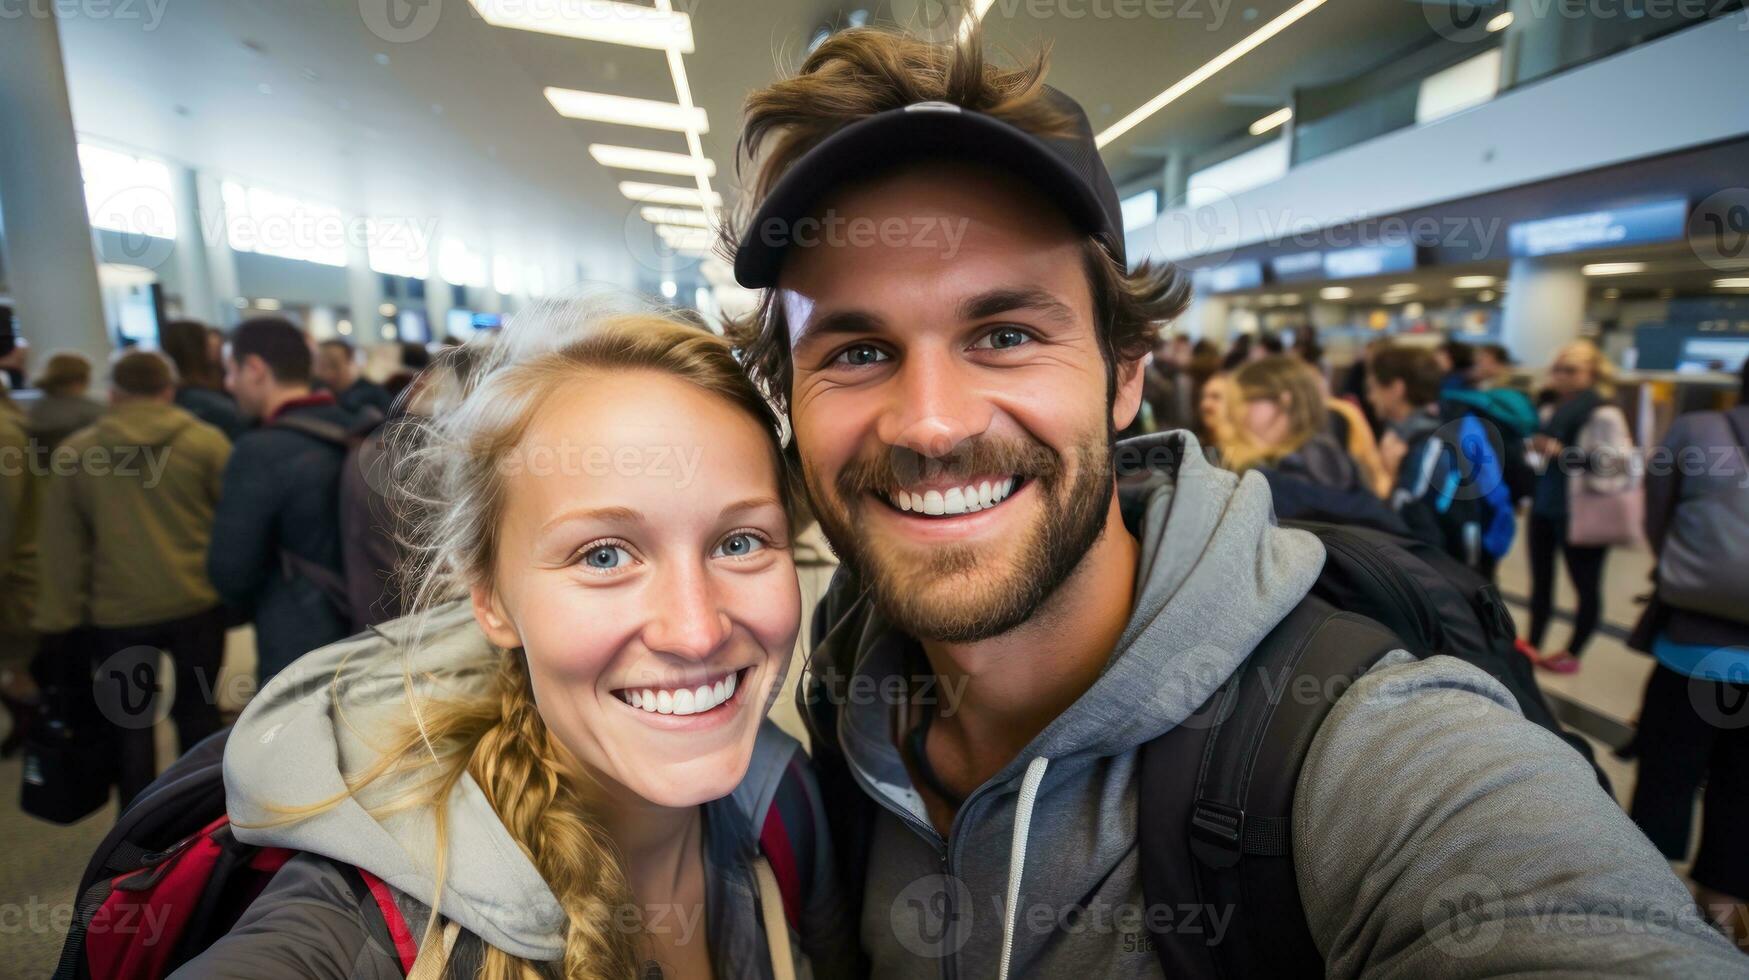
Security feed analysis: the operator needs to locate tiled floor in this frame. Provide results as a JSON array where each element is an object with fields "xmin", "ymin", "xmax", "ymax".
[{"xmin": 1496, "ymin": 530, "xmax": 1658, "ymax": 729}]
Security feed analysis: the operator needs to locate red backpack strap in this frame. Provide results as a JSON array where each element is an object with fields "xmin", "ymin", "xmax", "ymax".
[
  {"xmin": 757, "ymin": 756, "xmax": 816, "ymax": 931},
  {"xmin": 354, "ymin": 868, "xmax": 419, "ymax": 975}
]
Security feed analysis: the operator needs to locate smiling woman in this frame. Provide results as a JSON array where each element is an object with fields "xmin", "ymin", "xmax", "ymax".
[{"xmin": 163, "ymin": 298, "xmax": 848, "ymax": 980}]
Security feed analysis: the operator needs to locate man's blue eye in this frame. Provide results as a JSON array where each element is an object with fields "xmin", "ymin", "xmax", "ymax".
[
  {"xmin": 583, "ymin": 546, "xmax": 628, "ymax": 569},
  {"xmin": 988, "ymin": 328, "xmax": 1028, "ymax": 349},
  {"xmin": 836, "ymin": 345, "xmax": 888, "ymax": 367}
]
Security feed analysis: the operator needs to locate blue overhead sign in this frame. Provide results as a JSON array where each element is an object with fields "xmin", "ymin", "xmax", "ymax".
[
  {"xmin": 1270, "ymin": 251, "xmax": 1324, "ymax": 282},
  {"xmin": 1323, "ymin": 242, "xmax": 1417, "ymax": 279},
  {"xmin": 1195, "ymin": 261, "xmax": 1264, "ymax": 294},
  {"xmin": 1508, "ymin": 197, "xmax": 1688, "ymax": 258}
]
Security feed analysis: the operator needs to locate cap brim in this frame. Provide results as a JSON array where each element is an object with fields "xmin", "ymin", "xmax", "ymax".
[{"xmin": 733, "ymin": 105, "xmax": 1113, "ymax": 289}]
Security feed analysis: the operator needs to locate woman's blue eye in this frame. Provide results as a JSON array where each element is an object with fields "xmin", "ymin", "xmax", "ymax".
[
  {"xmin": 714, "ymin": 533, "xmax": 766, "ymax": 558},
  {"xmin": 834, "ymin": 344, "xmax": 889, "ymax": 367},
  {"xmin": 982, "ymin": 327, "xmax": 1029, "ymax": 350},
  {"xmin": 582, "ymin": 545, "xmax": 629, "ymax": 569}
]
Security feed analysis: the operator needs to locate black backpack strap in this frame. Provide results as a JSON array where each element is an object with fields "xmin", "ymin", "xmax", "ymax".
[{"xmin": 1138, "ymin": 596, "xmax": 1402, "ymax": 979}]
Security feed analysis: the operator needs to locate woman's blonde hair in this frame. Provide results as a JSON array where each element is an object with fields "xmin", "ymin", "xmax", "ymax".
[
  {"xmin": 1223, "ymin": 355, "xmax": 1329, "ymax": 473},
  {"xmin": 1552, "ymin": 339, "xmax": 1617, "ymax": 398},
  {"xmin": 279, "ymin": 298, "xmax": 797, "ymax": 980}
]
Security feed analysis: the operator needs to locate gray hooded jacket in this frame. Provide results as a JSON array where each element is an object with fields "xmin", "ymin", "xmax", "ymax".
[
  {"xmin": 173, "ymin": 601, "xmax": 851, "ymax": 978},
  {"xmin": 812, "ymin": 431, "xmax": 1746, "ymax": 979}
]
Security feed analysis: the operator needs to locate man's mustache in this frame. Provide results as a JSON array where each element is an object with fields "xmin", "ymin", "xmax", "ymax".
[{"xmin": 835, "ymin": 436, "xmax": 1060, "ymax": 497}]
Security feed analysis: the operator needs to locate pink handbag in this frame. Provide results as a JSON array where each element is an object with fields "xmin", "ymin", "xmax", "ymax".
[{"xmin": 1568, "ymin": 482, "xmax": 1643, "ymax": 547}]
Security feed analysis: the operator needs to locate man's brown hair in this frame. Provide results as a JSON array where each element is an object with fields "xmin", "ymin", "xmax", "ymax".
[
  {"xmin": 1368, "ymin": 344, "xmax": 1444, "ymax": 408},
  {"xmin": 724, "ymin": 26, "xmax": 1189, "ymax": 411}
]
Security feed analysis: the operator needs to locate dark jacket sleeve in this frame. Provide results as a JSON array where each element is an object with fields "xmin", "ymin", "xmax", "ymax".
[
  {"xmin": 170, "ymin": 854, "xmax": 404, "ymax": 979},
  {"xmin": 206, "ymin": 437, "xmax": 284, "ymax": 608}
]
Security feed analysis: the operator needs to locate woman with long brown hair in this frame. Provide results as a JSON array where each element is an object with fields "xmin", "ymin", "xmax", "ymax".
[{"xmin": 174, "ymin": 298, "xmax": 850, "ymax": 979}]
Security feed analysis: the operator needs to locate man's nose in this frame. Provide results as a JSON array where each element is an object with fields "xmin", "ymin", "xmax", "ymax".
[{"xmin": 875, "ymin": 347, "xmax": 993, "ymax": 458}]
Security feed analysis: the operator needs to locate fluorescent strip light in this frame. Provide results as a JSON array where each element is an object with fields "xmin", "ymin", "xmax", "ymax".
[
  {"xmin": 1248, "ymin": 107, "xmax": 1292, "ymax": 136},
  {"xmin": 1581, "ymin": 262, "xmax": 1646, "ymax": 276},
  {"xmin": 1452, "ymin": 275, "xmax": 1497, "ymax": 288},
  {"xmin": 543, "ymin": 88, "xmax": 708, "ymax": 133},
  {"xmin": 589, "ymin": 144, "xmax": 716, "ymax": 177},
  {"xmin": 641, "ymin": 206, "xmax": 711, "ymax": 227},
  {"xmin": 1319, "ymin": 286, "xmax": 1353, "ymax": 300},
  {"xmin": 467, "ymin": 0, "xmax": 693, "ymax": 52},
  {"xmin": 1487, "ymin": 11, "xmax": 1513, "ymax": 32},
  {"xmin": 1717, "ymin": 278, "xmax": 1749, "ymax": 288},
  {"xmin": 620, "ymin": 181, "xmax": 721, "ymax": 208},
  {"xmin": 1097, "ymin": 0, "xmax": 1329, "ymax": 149}
]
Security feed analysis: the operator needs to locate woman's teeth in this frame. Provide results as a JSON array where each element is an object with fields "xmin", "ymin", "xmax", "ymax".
[
  {"xmin": 888, "ymin": 477, "xmax": 1016, "ymax": 516},
  {"xmin": 626, "ymin": 671, "xmax": 738, "ymax": 716}
]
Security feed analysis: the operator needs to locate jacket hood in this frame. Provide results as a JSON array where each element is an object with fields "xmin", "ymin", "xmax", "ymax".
[
  {"xmin": 1033, "ymin": 429, "xmax": 1325, "ymax": 760},
  {"xmin": 224, "ymin": 600, "xmax": 803, "ymax": 962},
  {"xmin": 88, "ymin": 401, "xmax": 195, "ymax": 448}
]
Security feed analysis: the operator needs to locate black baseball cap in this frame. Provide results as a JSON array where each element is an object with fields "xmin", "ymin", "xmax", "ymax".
[{"xmin": 733, "ymin": 85, "xmax": 1125, "ymax": 289}]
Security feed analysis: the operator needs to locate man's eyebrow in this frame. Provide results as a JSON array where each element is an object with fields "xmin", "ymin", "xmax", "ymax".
[
  {"xmin": 957, "ymin": 287, "xmax": 1077, "ymax": 325},
  {"xmin": 793, "ymin": 308, "xmax": 885, "ymax": 346}
]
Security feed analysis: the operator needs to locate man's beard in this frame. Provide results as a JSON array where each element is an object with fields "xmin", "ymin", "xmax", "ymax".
[{"xmin": 805, "ymin": 427, "xmax": 1115, "ymax": 643}]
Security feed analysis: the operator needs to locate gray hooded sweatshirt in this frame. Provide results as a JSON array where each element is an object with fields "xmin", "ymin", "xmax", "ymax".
[
  {"xmin": 175, "ymin": 600, "xmax": 852, "ymax": 979},
  {"xmin": 819, "ymin": 431, "xmax": 1745, "ymax": 979}
]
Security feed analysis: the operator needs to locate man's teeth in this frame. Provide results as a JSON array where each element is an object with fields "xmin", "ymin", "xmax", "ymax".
[
  {"xmin": 891, "ymin": 478, "xmax": 1016, "ymax": 516},
  {"xmin": 626, "ymin": 671, "xmax": 738, "ymax": 716}
]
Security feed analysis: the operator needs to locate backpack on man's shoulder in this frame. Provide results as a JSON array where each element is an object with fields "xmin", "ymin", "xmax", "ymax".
[
  {"xmin": 1135, "ymin": 519, "xmax": 1603, "ymax": 978},
  {"xmin": 54, "ymin": 724, "xmax": 818, "ymax": 979}
]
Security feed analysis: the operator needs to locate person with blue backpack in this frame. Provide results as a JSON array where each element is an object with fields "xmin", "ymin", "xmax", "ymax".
[
  {"xmin": 725, "ymin": 24, "xmax": 1746, "ymax": 979},
  {"xmin": 1368, "ymin": 343, "xmax": 1520, "ymax": 577}
]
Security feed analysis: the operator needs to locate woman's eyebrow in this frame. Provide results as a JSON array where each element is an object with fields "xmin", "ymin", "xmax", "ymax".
[
  {"xmin": 720, "ymin": 496, "xmax": 784, "ymax": 519},
  {"xmin": 537, "ymin": 505, "xmax": 644, "ymax": 537}
]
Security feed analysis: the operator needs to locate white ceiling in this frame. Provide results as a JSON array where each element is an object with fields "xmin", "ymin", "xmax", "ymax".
[{"xmin": 55, "ymin": 0, "xmax": 1442, "ymax": 291}]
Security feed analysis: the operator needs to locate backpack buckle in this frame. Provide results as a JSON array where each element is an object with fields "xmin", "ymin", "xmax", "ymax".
[{"xmin": 1189, "ymin": 800, "xmax": 1244, "ymax": 870}]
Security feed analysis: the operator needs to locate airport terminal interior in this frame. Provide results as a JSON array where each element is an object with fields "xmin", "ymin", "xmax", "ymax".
[{"xmin": 4, "ymin": 0, "xmax": 1749, "ymax": 977}]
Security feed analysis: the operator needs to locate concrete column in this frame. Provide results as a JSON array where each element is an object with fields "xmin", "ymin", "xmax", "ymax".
[
  {"xmin": 1184, "ymin": 294, "xmax": 1231, "ymax": 344},
  {"xmin": 169, "ymin": 164, "xmax": 220, "ymax": 325},
  {"xmin": 1500, "ymin": 257, "xmax": 1587, "ymax": 373},
  {"xmin": 193, "ymin": 173, "xmax": 241, "ymax": 326},
  {"xmin": 425, "ymin": 277, "xmax": 452, "ymax": 339},
  {"xmin": 344, "ymin": 223, "xmax": 380, "ymax": 342},
  {"xmin": 1161, "ymin": 153, "xmax": 1189, "ymax": 211},
  {"xmin": 0, "ymin": 10, "xmax": 111, "ymax": 373}
]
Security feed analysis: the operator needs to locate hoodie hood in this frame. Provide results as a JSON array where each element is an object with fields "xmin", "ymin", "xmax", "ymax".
[
  {"xmin": 90, "ymin": 401, "xmax": 196, "ymax": 448},
  {"xmin": 224, "ymin": 600, "xmax": 805, "ymax": 962}
]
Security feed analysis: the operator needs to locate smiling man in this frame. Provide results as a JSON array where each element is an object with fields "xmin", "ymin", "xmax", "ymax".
[{"xmin": 729, "ymin": 26, "xmax": 1746, "ymax": 980}]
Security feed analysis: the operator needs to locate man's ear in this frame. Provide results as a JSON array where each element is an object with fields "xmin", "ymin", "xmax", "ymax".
[
  {"xmin": 1111, "ymin": 354, "xmax": 1147, "ymax": 431},
  {"xmin": 470, "ymin": 584, "xmax": 521, "ymax": 649}
]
